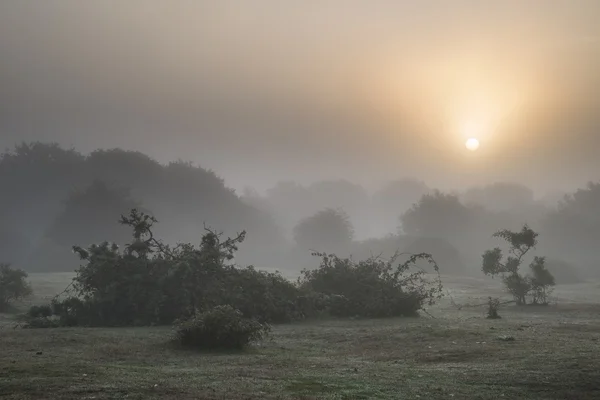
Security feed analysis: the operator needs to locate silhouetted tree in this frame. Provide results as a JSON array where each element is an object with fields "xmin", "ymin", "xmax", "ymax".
[
  {"xmin": 0, "ymin": 142, "xmax": 285, "ymax": 271},
  {"xmin": 542, "ymin": 182, "xmax": 600, "ymax": 277},
  {"xmin": 0, "ymin": 142, "xmax": 86, "ymax": 259},
  {"xmin": 46, "ymin": 180, "xmax": 142, "ymax": 247},
  {"xmin": 481, "ymin": 225, "xmax": 554, "ymax": 305},
  {"xmin": 400, "ymin": 190, "xmax": 476, "ymax": 239},
  {"xmin": 293, "ymin": 208, "xmax": 354, "ymax": 253},
  {"xmin": 0, "ymin": 263, "xmax": 32, "ymax": 311}
]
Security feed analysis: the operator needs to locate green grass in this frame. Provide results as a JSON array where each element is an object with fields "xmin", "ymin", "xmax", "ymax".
[{"xmin": 1, "ymin": 273, "xmax": 600, "ymax": 399}]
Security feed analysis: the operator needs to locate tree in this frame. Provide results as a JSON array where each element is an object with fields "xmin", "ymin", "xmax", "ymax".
[
  {"xmin": 0, "ymin": 142, "xmax": 285, "ymax": 272},
  {"xmin": 541, "ymin": 182, "xmax": 600, "ymax": 277},
  {"xmin": 0, "ymin": 263, "xmax": 32, "ymax": 311},
  {"xmin": 46, "ymin": 180, "xmax": 142, "ymax": 247},
  {"xmin": 399, "ymin": 190, "xmax": 476, "ymax": 239},
  {"xmin": 481, "ymin": 225, "xmax": 555, "ymax": 305},
  {"xmin": 293, "ymin": 208, "xmax": 354, "ymax": 253},
  {"xmin": 0, "ymin": 142, "xmax": 86, "ymax": 265},
  {"xmin": 264, "ymin": 179, "xmax": 370, "ymax": 239},
  {"xmin": 307, "ymin": 180, "xmax": 370, "ymax": 237}
]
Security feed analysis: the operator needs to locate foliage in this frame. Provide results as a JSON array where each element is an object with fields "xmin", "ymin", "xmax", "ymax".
[
  {"xmin": 399, "ymin": 190, "xmax": 476, "ymax": 238},
  {"xmin": 27, "ymin": 305, "xmax": 53, "ymax": 318},
  {"xmin": 481, "ymin": 225, "xmax": 555, "ymax": 305},
  {"xmin": 529, "ymin": 257, "xmax": 555, "ymax": 305},
  {"xmin": 32, "ymin": 207, "xmax": 446, "ymax": 327},
  {"xmin": 40, "ymin": 209, "xmax": 306, "ymax": 327},
  {"xmin": 0, "ymin": 142, "xmax": 285, "ymax": 272},
  {"xmin": 486, "ymin": 297, "xmax": 501, "ymax": 319},
  {"xmin": 174, "ymin": 305, "xmax": 270, "ymax": 350},
  {"xmin": 298, "ymin": 251, "xmax": 443, "ymax": 318},
  {"xmin": 293, "ymin": 208, "xmax": 354, "ymax": 253},
  {"xmin": 0, "ymin": 263, "xmax": 32, "ymax": 311},
  {"xmin": 542, "ymin": 182, "xmax": 600, "ymax": 277},
  {"xmin": 216, "ymin": 266, "xmax": 309, "ymax": 323},
  {"xmin": 544, "ymin": 258, "xmax": 581, "ymax": 284},
  {"xmin": 46, "ymin": 180, "xmax": 141, "ymax": 247},
  {"xmin": 23, "ymin": 316, "xmax": 60, "ymax": 329}
]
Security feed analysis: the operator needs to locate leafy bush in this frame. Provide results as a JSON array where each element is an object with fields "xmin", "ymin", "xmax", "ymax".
[
  {"xmin": 0, "ymin": 263, "xmax": 32, "ymax": 311},
  {"xmin": 217, "ymin": 266, "xmax": 307, "ymax": 323},
  {"xmin": 33, "ymin": 208, "xmax": 444, "ymax": 328},
  {"xmin": 529, "ymin": 256, "xmax": 555, "ymax": 305},
  {"xmin": 23, "ymin": 316, "xmax": 60, "ymax": 329},
  {"xmin": 487, "ymin": 297, "xmax": 501, "ymax": 319},
  {"xmin": 299, "ymin": 252, "xmax": 443, "ymax": 318},
  {"xmin": 174, "ymin": 305, "xmax": 270, "ymax": 350},
  {"xmin": 38, "ymin": 209, "xmax": 308, "ymax": 327},
  {"xmin": 27, "ymin": 305, "xmax": 53, "ymax": 318}
]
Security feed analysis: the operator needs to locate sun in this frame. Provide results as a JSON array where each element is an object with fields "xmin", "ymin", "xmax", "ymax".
[{"xmin": 465, "ymin": 138, "xmax": 480, "ymax": 151}]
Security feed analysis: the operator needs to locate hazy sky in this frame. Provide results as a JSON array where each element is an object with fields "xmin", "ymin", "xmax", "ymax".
[{"xmin": 1, "ymin": 1, "xmax": 599, "ymax": 193}]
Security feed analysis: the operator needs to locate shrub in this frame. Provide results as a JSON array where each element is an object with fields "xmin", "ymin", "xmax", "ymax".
[
  {"xmin": 0, "ymin": 263, "xmax": 32, "ymax": 311},
  {"xmin": 36, "ymin": 209, "xmax": 308, "ymax": 327},
  {"xmin": 34, "ymin": 208, "xmax": 442, "ymax": 329},
  {"xmin": 23, "ymin": 316, "xmax": 60, "ymax": 329},
  {"xmin": 217, "ymin": 267, "xmax": 305, "ymax": 323},
  {"xmin": 486, "ymin": 297, "xmax": 501, "ymax": 319},
  {"xmin": 27, "ymin": 305, "xmax": 53, "ymax": 318},
  {"xmin": 299, "ymin": 252, "xmax": 443, "ymax": 318},
  {"xmin": 529, "ymin": 256, "xmax": 555, "ymax": 305},
  {"xmin": 174, "ymin": 305, "xmax": 270, "ymax": 350}
]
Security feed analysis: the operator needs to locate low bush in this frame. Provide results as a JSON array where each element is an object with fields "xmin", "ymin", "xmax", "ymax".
[
  {"xmin": 27, "ymin": 305, "xmax": 53, "ymax": 318},
  {"xmin": 486, "ymin": 297, "xmax": 501, "ymax": 319},
  {"xmin": 175, "ymin": 305, "xmax": 270, "ymax": 350},
  {"xmin": 299, "ymin": 252, "xmax": 443, "ymax": 318},
  {"xmin": 30, "ymin": 209, "xmax": 444, "ymax": 330},
  {"xmin": 23, "ymin": 316, "xmax": 60, "ymax": 329}
]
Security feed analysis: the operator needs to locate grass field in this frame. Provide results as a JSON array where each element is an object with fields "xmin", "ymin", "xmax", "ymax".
[{"xmin": 1, "ymin": 273, "xmax": 600, "ymax": 399}]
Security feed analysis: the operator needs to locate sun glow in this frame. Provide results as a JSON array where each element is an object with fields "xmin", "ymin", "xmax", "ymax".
[{"xmin": 465, "ymin": 137, "xmax": 480, "ymax": 151}]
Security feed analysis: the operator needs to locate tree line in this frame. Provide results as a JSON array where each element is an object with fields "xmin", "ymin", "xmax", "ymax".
[{"xmin": 1, "ymin": 142, "xmax": 599, "ymax": 280}]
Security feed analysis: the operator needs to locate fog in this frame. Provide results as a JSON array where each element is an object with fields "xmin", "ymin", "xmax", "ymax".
[
  {"xmin": 2, "ymin": 1, "xmax": 600, "ymax": 192},
  {"xmin": 1, "ymin": 2, "xmax": 600, "ymax": 280}
]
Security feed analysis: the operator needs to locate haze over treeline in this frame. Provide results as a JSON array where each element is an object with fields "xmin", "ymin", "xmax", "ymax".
[
  {"xmin": 1, "ymin": 2, "xmax": 600, "ymax": 281},
  {"xmin": 1, "ymin": 142, "xmax": 599, "ymax": 283},
  {"xmin": 1, "ymin": 1, "xmax": 600, "ymax": 193}
]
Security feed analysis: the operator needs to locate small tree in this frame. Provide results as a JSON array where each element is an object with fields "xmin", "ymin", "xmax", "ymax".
[
  {"xmin": 482, "ymin": 225, "xmax": 555, "ymax": 305},
  {"xmin": 0, "ymin": 263, "xmax": 32, "ymax": 311}
]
